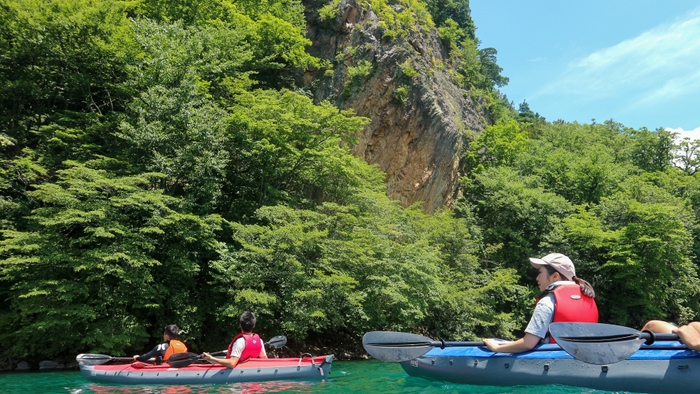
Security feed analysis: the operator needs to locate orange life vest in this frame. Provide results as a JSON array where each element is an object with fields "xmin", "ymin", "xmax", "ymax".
[{"xmin": 163, "ymin": 339, "xmax": 188, "ymax": 361}]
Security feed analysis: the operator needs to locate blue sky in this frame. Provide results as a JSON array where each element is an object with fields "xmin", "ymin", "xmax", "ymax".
[{"xmin": 470, "ymin": 1, "xmax": 700, "ymax": 139}]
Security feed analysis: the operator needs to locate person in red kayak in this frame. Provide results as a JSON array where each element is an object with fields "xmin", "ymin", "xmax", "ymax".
[
  {"xmin": 642, "ymin": 320, "xmax": 700, "ymax": 351},
  {"xmin": 482, "ymin": 253, "xmax": 598, "ymax": 353},
  {"xmin": 133, "ymin": 324, "xmax": 188, "ymax": 364},
  {"xmin": 202, "ymin": 311, "xmax": 268, "ymax": 368}
]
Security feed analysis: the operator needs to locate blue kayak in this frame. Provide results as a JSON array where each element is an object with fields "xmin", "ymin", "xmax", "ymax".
[{"xmin": 400, "ymin": 341, "xmax": 698, "ymax": 393}]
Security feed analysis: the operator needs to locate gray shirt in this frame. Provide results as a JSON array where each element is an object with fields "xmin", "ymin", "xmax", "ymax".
[{"xmin": 524, "ymin": 281, "xmax": 575, "ymax": 340}]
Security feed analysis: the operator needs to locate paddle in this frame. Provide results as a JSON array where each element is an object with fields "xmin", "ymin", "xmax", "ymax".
[
  {"xmin": 362, "ymin": 331, "xmax": 486, "ymax": 362},
  {"xmin": 76, "ymin": 353, "xmax": 140, "ymax": 366},
  {"xmin": 549, "ymin": 322, "xmax": 681, "ymax": 365},
  {"xmin": 167, "ymin": 335, "xmax": 288, "ymax": 368}
]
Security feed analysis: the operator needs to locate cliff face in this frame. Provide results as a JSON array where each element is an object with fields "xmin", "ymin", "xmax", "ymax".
[{"xmin": 303, "ymin": 0, "xmax": 489, "ymax": 213}]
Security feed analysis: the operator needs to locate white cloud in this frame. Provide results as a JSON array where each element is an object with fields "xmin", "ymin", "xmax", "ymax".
[
  {"xmin": 533, "ymin": 7, "xmax": 700, "ymax": 104},
  {"xmin": 667, "ymin": 126, "xmax": 700, "ymax": 142}
]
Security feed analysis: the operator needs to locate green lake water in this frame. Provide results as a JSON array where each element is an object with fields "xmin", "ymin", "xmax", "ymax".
[{"xmin": 0, "ymin": 360, "xmax": 631, "ymax": 394}]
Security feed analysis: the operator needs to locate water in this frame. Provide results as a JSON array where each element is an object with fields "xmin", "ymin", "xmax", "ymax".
[{"xmin": 0, "ymin": 360, "xmax": 629, "ymax": 394}]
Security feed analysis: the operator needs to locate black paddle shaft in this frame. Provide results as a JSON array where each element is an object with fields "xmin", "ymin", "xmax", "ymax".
[
  {"xmin": 639, "ymin": 331, "xmax": 679, "ymax": 345},
  {"xmin": 362, "ymin": 331, "xmax": 488, "ymax": 362},
  {"xmin": 374, "ymin": 339, "xmax": 485, "ymax": 348}
]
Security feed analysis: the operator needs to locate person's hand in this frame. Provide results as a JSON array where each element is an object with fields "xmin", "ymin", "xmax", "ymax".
[
  {"xmin": 673, "ymin": 325, "xmax": 700, "ymax": 351},
  {"xmin": 202, "ymin": 352, "xmax": 212, "ymax": 361},
  {"xmin": 132, "ymin": 355, "xmax": 138, "ymax": 361},
  {"xmin": 482, "ymin": 338, "xmax": 501, "ymax": 352}
]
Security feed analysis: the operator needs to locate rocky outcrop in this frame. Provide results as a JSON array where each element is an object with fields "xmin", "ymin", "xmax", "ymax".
[{"xmin": 304, "ymin": 0, "xmax": 489, "ymax": 213}]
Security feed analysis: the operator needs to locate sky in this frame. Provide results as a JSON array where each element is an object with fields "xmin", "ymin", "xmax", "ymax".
[{"xmin": 470, "ymin": 0, "xmax": 700, "ymax": 140}]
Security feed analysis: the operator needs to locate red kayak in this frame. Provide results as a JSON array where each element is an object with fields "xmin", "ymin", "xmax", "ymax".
[{"xmin": 77, "ymin": 355, "xmax": 334, "ymax": 384}]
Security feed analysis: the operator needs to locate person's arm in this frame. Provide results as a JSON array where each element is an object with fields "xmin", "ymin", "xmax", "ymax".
[
  {"xmin": 673, "ymin": 325, "xmax": 700, "ymax": 351},
  {"xmin": 203, "ymin": 353, "xmax": 240, "ymax": 368},
  {"xmin": 133, "ymin": 343, "xmax": 166, "ymax": 362},
  {"xmin": 483, "ymin": 295, "xmax": 553, "ymax": 354},
  {"xmin": 258, "ymin": 345, "xmax": 268, "ymax": 359},
  {"xmin": 482, "ymin": 333, "xmax": 542, "ymax": 353}
]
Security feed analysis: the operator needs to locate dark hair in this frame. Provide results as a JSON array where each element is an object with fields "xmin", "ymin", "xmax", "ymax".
[
  {"xmin": 164, "ymin": 324, "xmax": 179, "ymax": 339},
  {"xmin": 542, "ymin": 265, "xmax": 595, "ymax": 298},
  {"xmin": 240, "ymin": 311, "xmax": 257, "ymax": 332}
]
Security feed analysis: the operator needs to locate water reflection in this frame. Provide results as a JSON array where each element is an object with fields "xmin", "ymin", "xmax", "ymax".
[{"xmin": 83, "ymin": 381, "xmax": 313, "ymax": 393}]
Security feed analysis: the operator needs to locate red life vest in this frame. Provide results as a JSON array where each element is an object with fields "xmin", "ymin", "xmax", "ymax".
[
  {"xmin": 226, "ymin": 333, "xmax": 262, "ymax": 362},
  {"xmin": 163, "ymin": 340, "xmax": 187, "ymax": 361},
  {"xmin": 538, "ymin": 283, "xmax": 598, "ymax": 344}
]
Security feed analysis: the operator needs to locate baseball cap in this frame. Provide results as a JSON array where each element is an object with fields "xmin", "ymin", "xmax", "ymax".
[{"xmin": 529, "ymin": 253, "xmax": 576, "ymax": 280}]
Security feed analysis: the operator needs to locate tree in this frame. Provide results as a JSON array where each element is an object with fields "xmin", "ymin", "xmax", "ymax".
[
  {"xmin": 564, "ymin": 177, "xmax": 700, "ymax": 327},
  {"xmin": 628, "ymin": 127, "xmax": 676, "ymax": 173},
  {"xmin": 0, "ymin": 161, "xmax": 223, "ymax": 358},
  {"xmin": 674, "ymin": 137, "xmax": 700, "ymax": 175}
]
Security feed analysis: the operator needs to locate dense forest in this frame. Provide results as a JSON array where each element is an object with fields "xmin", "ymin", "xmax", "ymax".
[{"xmin": 1, "ymin": 0, "xmax": 699, "ymax": 363}]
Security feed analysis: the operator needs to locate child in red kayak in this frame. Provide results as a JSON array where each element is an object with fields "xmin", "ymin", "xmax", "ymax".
[
  {"xmin": 133, "ymin": 324, "xmax": 188, "ymax": 364},
  {"xmin": 203, "ymin": 311, "xmax": 268, "ymax": 368}
]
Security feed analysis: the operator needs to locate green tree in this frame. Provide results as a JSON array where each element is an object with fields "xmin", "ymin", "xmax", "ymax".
[
  {"xmin": 565, "ymin": 177, "xmax": 700, "ymax": 327},
  {"xmin": 0, "ymin": 0, "xmax": 135, "ymax": 148},
  {"xmin": 628, "ymin": 127, "xmax": 676, "ymax": 173},
  {"xmin": 464, "ymin": 120, "xmax": 529, "ymax": 174},
  {"xmin": 462, "ymin": 167, "xmax": 574, "ymax": 278},
  {"xmin": 0, "ymin": 161, "xmax": 223, "ymax": 358}
]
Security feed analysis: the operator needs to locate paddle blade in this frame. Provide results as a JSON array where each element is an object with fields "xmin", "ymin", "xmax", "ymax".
[
  {"xmin": 362, "ymin": 331, "xmax": 435, "ymax": 362},
  {"xmin": 166, "ymin": 352, "xmax": 200, "ymax": 368},
  {"xmin": 76, "ymin": 353, "xmax": 113, "ymax": 366},
  {"xmin": 550, "ymin": 322, "xmax": 646, "ymax": 365},
  {"xmin": 266, "ymin": 335, "xmax": 287, "ymax": 349}
]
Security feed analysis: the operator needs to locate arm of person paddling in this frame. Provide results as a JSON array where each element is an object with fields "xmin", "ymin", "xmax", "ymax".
[
  {"xmin": 483, "ymin": 294, "xmax": 554, "ymax": 354},
  {"xmin": 202, "ymin": 337, "xmax": 268, "ymax": 368},
  {"xmin": 133, "ymin": 343, "xmax": 167, "ymax": 363},
  {"xmin": 202, "ymin": 352, "xmax": 240, "ymax": 368},
  {"xmin": 482, "ymin": 334, "xmax": 542, "ymax": 353},
  {"xmin": 673, "ymin": 324, "xmax": 700, "ymax": 351}
]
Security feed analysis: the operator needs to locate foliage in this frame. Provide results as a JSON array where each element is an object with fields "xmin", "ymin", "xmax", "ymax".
[
  {"xmin": 347, "ymin": 60, "xmax": 374, "ymax": 81},
  {"xmin": 360, "ymin": 0, "xmax": 434, "ymax": 39},
  {"xmin": 424, "ymin": 0, "xmax": 475, "ymax": 39},
  {"xmin": 319, "ymin": 0, "xmax": 341, "ymax": 22},
  {"xmin": 564, "ymin": 177, "xmax": 700, "ymax": 327},
  {"xmin": 464, "ymin": 120, "xmax": 528, "ymax": 173},
  {"xmin": 3, "ymin": 0, "xmax": 700, "ymax": 363},
  {"xmin": 209, "ymin": 197, "xmax": 527, "ymax": 343},
  {"xmin": 462, "ymin": 117, "xmax": 700, "ymax": 329},
  {"xmin": 399, "ymin": 59, "xmax": 419, "ymax": 79},
  {"xmin": 393, "ymin": 85, "xmax": 410, "ymax": 105},
  {"xmin": 0, "ymin": 161, "xmax": 223, "ymax": 357}
]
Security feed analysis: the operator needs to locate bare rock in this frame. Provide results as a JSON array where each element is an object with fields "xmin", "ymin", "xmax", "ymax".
[
  {"xmin": 304, "ymin": 0, "xmax": 488, "ymax": 213},
  {"xmin": 39, "ymin": 360, "xmax": 64, "ymax": 370}
]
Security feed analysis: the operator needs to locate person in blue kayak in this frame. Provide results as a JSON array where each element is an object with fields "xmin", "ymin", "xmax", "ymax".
[
  {"xmin": 642, "ymin": 320, "xmax": 700, "ymax": 351},
  {"xmin": 202, "ymin": 311, "xmax": 268, "ymax": 368},
  {"xmin": 132, "ymin": 324, "xmax": 188, "ymax": 364},
  {"xmin": 482, "ymin": 253, "xmax": 598, "ymax": 353}
]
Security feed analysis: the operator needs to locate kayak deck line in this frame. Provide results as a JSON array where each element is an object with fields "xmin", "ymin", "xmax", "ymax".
[
  {"xmin": 91, "ymin": 355, "xmax": 330, "ymax": 371},
  {"xmin": 428, "ymin": 341, "xmax": 696, "ymax": 360}
]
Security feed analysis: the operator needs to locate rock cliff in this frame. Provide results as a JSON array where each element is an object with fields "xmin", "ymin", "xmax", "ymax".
[{"xmin": 303, "ymin": 0, "xmax": 490, "ymax": 213}]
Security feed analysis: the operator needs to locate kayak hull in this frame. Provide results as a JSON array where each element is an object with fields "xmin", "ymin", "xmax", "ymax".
[
  {"xmin": 79, "ymin": 355, "xmax": 333, "ymax": 385},
  {"xmin": 400, "ymin": 342, "xmax": 699, "ymax": 393}
]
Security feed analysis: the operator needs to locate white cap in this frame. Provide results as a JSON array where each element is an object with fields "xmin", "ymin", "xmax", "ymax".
[{"xmin": 529, "ymin": 253, "xmax": 576, "ymax": 280}]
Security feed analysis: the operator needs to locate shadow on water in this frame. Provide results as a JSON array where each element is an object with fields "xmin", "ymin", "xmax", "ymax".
[{"xmin": 0, "ymin": 360, "xmax": 632, "ymax": 394}]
